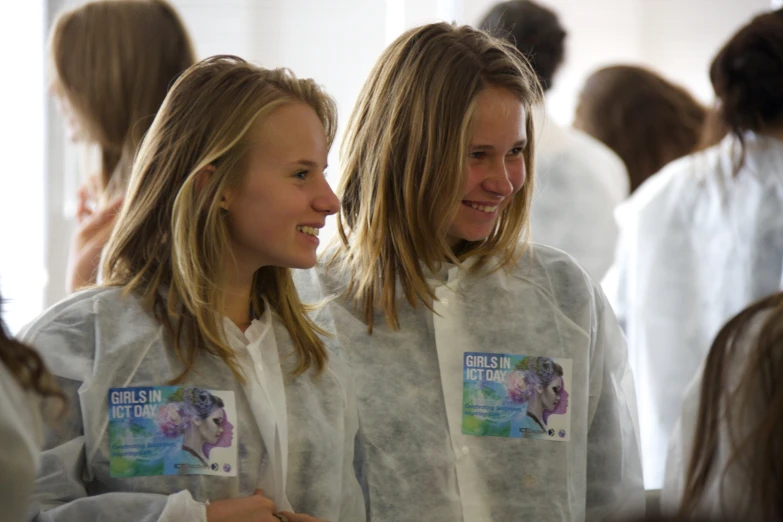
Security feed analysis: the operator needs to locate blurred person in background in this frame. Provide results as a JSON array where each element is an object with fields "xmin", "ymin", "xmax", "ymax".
[
  {"xmin": 0, "ymin": 290, "xmax": 64, "ymax": 522},
  {"xmin": 663, "ymin": 291, "xmax": 783, "ymax": 520},
  {"xmin": 574, "ymin": 65, "xmax": 706, "ymax": 194},
  {"xmin": 604, "ymin": 8, "xmax": 783, "ymax": 490},
  {"xmin": 480, "ymin": 0, "xmax": 629, "ymax": 280},
  {"xmin": 48, "ymin": 0, "xmax": 195, "ymax": 292}
]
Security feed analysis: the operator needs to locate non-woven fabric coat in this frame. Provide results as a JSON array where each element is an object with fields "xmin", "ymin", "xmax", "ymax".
[
  {"xmin": 603, "ymin": 132, "xmax": 783, "ymax": 488},
  {"xmin": 530, "ymin": 109, "xmax": 629, "ymax": 281},
  {"xmin": 20, "ymin": 287, "xmax": 365, "ymax": 522},
  {"xmin": 296, "ymin": 243, "xmax": 644, "ymax": 521}
]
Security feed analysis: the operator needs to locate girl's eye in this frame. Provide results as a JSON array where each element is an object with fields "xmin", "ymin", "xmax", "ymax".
[
  {"xmin": 213, "ymin": 418, "xmax": 222, "ymax": 426},
  {"xmin": 508, "ymin": 147, "xmax": 524, "ymax": 156},
  {"xmin": 295, "ymin": 170, "xmax": 308, "ymax": 180},
  {"xmin": 469, "ymin": 151, "xmax": 486, "ymax": 160}
]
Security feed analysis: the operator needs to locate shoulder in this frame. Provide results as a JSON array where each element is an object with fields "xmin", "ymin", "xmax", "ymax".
[
  {"xmin": 619, "ymin": 145, "xmax": 724, "ymax": 220},
  {"xmin": 19, "ymin": 287, "xmax": 146, "ymax": 379},
  {"xmin": 537, "ymin": 125, "xmax": 629, "ymax": 203},
  {"xmin": 491, "ymin": 243, "xmax": 602, "ymax": 323}
]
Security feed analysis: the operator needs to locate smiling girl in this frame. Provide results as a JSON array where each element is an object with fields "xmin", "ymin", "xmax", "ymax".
[
  {"xmin": 22, "ymin": 56, "xmax": 363, "ymax": 522},
  {"xmin": 296, "ymin": 23, "xmax": 643, "ymax": 521}
]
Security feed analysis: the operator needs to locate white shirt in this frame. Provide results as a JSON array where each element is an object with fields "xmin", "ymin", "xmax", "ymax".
[
  {"xmin": 531, "ymin": 109, "xmax": 629, "ymax": 280},
  {"xmin": 0, "ymin": 362, "xmax": 43, "ymax": 522},
  {"xmin": 296, "ymin": 243, "xmax": 644, "ymax": 521},
  {"xmin": 603, "ymin": 132, "xmax": 783, "ymax": 488}
]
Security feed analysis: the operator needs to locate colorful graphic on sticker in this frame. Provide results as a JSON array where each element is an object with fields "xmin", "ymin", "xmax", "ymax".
[
  {"xmin": 108, "ymin": 386, "xmax": 238, "ymax": 477},
  {"xmin": 462, "ymin": 353, "xmax": 572, "ymax": 441}
]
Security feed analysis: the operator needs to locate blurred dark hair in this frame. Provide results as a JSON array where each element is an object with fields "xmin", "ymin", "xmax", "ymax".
[
  {"xmin": 709, "ymin": 8, "xmax": 783, "ymax": 171},
  {"xmin": 574, "ymin": 65, "xmax": 706, "ymax": 192},
  {"xmin": 0, "ymin": 295, "xmax": 65, "ymax": 410},
  {"xmin": 478, "ymin": 0, "xmax": 566, "ymax": 91}
]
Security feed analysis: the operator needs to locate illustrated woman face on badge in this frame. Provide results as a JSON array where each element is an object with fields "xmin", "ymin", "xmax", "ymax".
[
  {"xmin": 157, "ymin": 388, "xmax": 232, "ymax": 465},
  {"xmin": 506, "ymin": 357, "xmax": 568, "ymax": 427}
]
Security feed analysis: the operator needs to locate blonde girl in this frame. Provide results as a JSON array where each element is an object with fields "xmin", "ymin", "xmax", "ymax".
[
  {"xmin": 23, "ymin": 56, "xmax": 364, "ymax": 522},
  {"xmin": 49, "ymin": 0, "xmax": 196, "ymax": 292},
  {"xmin": 296, "ymin": 22, "xmax": 643, "ymax": 521}
]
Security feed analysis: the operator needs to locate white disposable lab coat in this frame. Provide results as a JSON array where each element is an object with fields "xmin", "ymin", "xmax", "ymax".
[
  {"xmin": 296, "ymin": 243, "xmax": 644, "ymax": 521},
  {"xmin": 531, "ymin": 110, "xmax": 629, "ymax": 280},
  {"xmin": 603, "ymin": 132, "xmax": 783, "ymax": 489},
  {"xmin": 20, "ymin": 287, "xmax": 365, "ymax": 522},
  {"xmin": 662, "ymin": 309, "xmax": 771, "ymax": 519},
  {"xmin": 0, "ymin": 362, "xmax": 43, "ymax": 522}
]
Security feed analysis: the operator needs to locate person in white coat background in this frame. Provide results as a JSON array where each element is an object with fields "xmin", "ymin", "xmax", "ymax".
[
  {"xmin": 0, "ymin": 292, "xmax": 64, "ymax": 522},
  {"xmin": 604, "ymin": 7, "xmax": 783, "ymax": 490},
  {"xmin": 296, "ymin": 22, "xmax": 644, "ymax": 522},
  {"xmin": 479, "ymin": 0, "xmax": 629, "ymax": 280},
  {"xmin": 21, "ymin": 56, "xmax": 364, "ymax": 522}
]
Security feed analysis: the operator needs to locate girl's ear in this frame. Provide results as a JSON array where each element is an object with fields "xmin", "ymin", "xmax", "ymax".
[
  {"xmin": 534, "ymin": 384, "xmax": 544, "ymax": 395},
  {"xmin": 194, "ymin": 164, "xmax": 231, "ymax": 211},
  {"xmin": 194, "ymin": 164, "xmax": 216, "ymax": 193}
]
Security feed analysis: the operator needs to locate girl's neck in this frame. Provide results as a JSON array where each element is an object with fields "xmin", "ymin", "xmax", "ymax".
[
  {"xmin": 526, "ymin": 398, "xmax": 544, "ymax": 423},
  {"xmin": 222, "ymin": 272, "xmax": 254, "ymax": 332}
]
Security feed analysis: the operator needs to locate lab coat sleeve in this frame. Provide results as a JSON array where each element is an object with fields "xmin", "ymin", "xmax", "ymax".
[
  {"xmin": 20, "ymin": 307, "xmax": 207, "ymax": 522},
  {"xmin": 584, "ymin": 284, "xmax": 645, "ymax": 521}
]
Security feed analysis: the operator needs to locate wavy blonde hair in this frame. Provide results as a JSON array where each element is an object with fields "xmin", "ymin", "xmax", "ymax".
[
  {"xmin": 335, "ymin": 22, "xmax": 542, "ymax": 331},
  {"xmin": 102, "ymin": 56, "xmax": 337, "ymax": 382},
  {"xmin": 49, "ymin": 0, "xmax": 195, "ymax": 201}
]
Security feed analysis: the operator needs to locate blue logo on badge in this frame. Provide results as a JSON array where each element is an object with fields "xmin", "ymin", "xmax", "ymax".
[
  {"xmin": 223, "ymin": 463, "xmax": 232, "ymax": 473},
  {"xmin": 558, "ymin": 429, "xmax": 566, "ymax": 438}
]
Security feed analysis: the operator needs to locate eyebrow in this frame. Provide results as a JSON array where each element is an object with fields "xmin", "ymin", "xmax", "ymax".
[
  {"xmin": 470, "ymin": 139, "xmax": 528, "ymax": 150},
  {"xmin": 289, "ymin": 160, "xmax": 328, "ymax": 170}
]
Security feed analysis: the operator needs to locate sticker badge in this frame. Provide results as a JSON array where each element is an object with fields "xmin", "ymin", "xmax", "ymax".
[
  {"xmin": 462, "ymin": 353, "xmax": 572, "ymax": 441},
  {"xmin": 109, "ymin": 386, "xmax": 237, "ymax": 477}
]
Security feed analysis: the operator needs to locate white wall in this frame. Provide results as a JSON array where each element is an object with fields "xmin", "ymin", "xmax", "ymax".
[
  {"xmin": 461, "ymin": 0, "xmax": 770, "ymax": 124},
  {"xmin": 0, "ymin": 0, "xmax": 46, "ymax": 334}
]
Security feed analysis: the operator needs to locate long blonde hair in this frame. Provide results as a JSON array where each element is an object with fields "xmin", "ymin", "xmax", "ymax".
[
  {"xmin": 49, "ymin": 0, "xmax": 195, "ymax": 201},
  {"xmin": 102, "ymin": 56, "xmax": 337, "ymax": 382},
  {"xmin": 335, "ymin": 22, "xmax": 542, "ymax": 332}
]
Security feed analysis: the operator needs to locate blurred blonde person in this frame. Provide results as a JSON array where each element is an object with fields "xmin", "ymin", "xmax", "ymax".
[{"xmin": 48, "ymin": 0, "xmax": 196, "ymax": 292}]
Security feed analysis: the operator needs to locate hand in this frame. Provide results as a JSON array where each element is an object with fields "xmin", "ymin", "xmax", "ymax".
[
  {"xmin": 66, "ymin": 195, "xmax": 123, "ymax": 293},
  {"xmin": 276, "ymin": 511, "xmax": 329, "ymax": 522},
  {"xmin": 205, "ymin": 490, "xmax": 328, "ymax": 522}
]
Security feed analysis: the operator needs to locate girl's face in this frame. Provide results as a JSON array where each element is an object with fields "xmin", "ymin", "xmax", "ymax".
[
  {"xmin": 540, "ymin": 376, "xmax": 563, "ymax": 412},
  {"xmin": 197, "ymin": 408, "xmax": 224, "ymax": 444},
  {"xmin": 224, "ymin": 102, "xmax": 339, "ymax": 272},
  {"xmin": 445, "ymin": 86, "xmax": 528, "ymax": 247}
]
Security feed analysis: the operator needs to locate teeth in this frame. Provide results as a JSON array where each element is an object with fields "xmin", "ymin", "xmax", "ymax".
[
  {"xmin": 469, "ymin": 203, "xmax": 498, "ymax": 213},
  {"xmin": 296, "ymin": 226, "xmax": 319, "ymax": 237}
]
